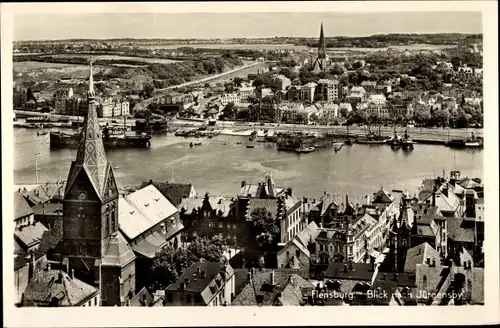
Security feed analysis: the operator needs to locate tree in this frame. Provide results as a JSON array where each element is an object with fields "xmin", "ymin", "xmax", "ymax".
[
  {"xmin": 431, "ymin": 108, "xmax": 450, "ymax": 127},
  {"xmin": 233, "ymin": 77, "xmax": 244, "ymax": 88},
  {"xmin": 142, "ymin": 82, "xmax": 154, "ymax": 99},
  {"xmin": 414, "ymin": 108, "xmax": 432, "ymax": 125},
  {"xmin": 149, "ymin": 236, "xmax": 225, "ymax": 290},
  {"xmin": 330, "ymin": 64, "xmax": 345, "ymax": 76},
  {"xmin": 314, "ymin": 94, "xmax": 324, "ymax": 103},
  {"xmin": 339, "ymin": 106, "xmax": 349, "ymax": 118},
  {"xmin": 251, "ymin": 207, "xmax": 279, "ymax": 252}
]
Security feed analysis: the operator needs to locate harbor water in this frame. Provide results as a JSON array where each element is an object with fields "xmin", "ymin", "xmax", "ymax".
[{"xmin": 14, "ymin": 128, "xmax": 483, "ymax": 201}]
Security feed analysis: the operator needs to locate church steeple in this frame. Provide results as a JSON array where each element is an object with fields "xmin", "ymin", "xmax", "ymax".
[
  {"xmin": 318, "ymin": 23, "xmax": 326, "ymax": 59},
  {"xmin": 65, "ymin": 59, "xmax": 109, "ymax": 199}
]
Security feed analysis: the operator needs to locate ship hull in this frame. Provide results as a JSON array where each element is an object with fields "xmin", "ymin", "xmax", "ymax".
[{"xmin": 50, "ymin": 132, "xmax": 151, "ymax": 149}]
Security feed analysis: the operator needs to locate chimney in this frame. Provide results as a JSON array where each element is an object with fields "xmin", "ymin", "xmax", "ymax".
[
  {"xmin": 349, "ymin": 261, "xmax": 353, "ymax": 271},
  {"xmin": 426, "ymin": 258, "xmax": 431, "ymax": 265},
  {"xmin": 28, "ymin": 254, "xmax": 35, "ymax": 281},
  {"xmin": 47, "ymin": 263, "xmax": 51, "ymax": 271},
  {"xmin": 149, "ymin": 179, "xmax": 153, "ymax": 185},
  {"xmin": 432, "ymin": 186, "xmax": 437, "ymax": 206},
  {"xmin": 197, "ymin": 265, "xmax": 201, "ymax": 274},
  {"xmin": 271, "ymin": 270, "xmax": 275, "ymax": 285},
  {"xmin": 71, "ymin": 269, "xmax": 75, "ymax": 279},
  {"xmin": 200, "ymin": 269, "xmax": 206, "ymax": 279}
]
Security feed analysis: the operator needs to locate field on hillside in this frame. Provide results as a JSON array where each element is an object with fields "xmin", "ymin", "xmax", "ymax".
[{"xmin": 45, "ymin": 54, "xmax": 182, "ymax": 64}]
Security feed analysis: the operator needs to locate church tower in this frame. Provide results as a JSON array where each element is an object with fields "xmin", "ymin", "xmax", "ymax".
[
  {"xmin": 313, "ymin": 23, "xmax": 327, "ymax": 73},
  {"xmin": 62, "ymin": 59, "xmax": 136, "ymax": 306}
]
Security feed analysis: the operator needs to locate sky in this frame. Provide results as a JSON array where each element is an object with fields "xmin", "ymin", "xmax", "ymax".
[{"xmin": 14, "ymin": 12, "xmax": 482, "ymax": 41}]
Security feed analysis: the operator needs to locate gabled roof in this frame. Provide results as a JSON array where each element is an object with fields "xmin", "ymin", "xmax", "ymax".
[
  {"xmin": 372, "ymin": 188, "xmax": 394, "ymax": 204},
  {"xmin": 404, "ymin": 242, "xmax": 441, "ymax": 273},
  {"xmin": 131, "ymin": 231, "xmax": 167, "ymax": 258},
  {"xmin": 101, "ymin": 232, "xmax": 136, "ymax": 267},
  {"xmin": 166, "ymin": 261, "xmax": 235, "ymax": 305},
  {"xmin": 447, "ymin": 218, "xmax": 475, "ymax": 243},
  {"xmin": 15, "ymin": 222, "xmax": 49, "ymax": 250},
  {"xmin": 129, "ymin": 286, "xmax": 154, "ymax": 307},
  {"xmin": 118, "ymin": 196, "xmax": 151, "ymax": 240},
  {"xmin": 324, "ymin": 263, "xmax": 376, "ymax": 281},
  {"xmin": 32, "ymin": 203, "xmax": 63, "ymax": 216},
  {"xmin": 38, "ymin": 219, "xmax": 63, "ymax": 256},
  {"xmin": 141, "ymin": 181, "xmax": 194, "ymax": 205},
  {"xmin": 123, "ymin": 184, "xmax": 179, "ymax": 234},
  {"xmin": 459, "ymin": 178, "xmax": 480, "ymax": 189},
  {"xmin": 22, "ymin": 268, "xmax": 99, "ymax": 306},
  {"xmin": 231, "ymin": 269, "xmax": 311, "ymax": 306},
  {"xmin": 14, "ymin": 191, "xmax": 34, "ymax": 220}
]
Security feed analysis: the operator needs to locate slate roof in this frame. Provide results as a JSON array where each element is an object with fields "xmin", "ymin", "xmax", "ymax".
[
  {"xmin": 101, "ymin": 232, "xmax": 136, "ymax": 267},
  {"xmin": 166, "ymin": 261, "xmax": 235, "ymax": 305},
  {"xmin": 118, "ymin": 196, "xmax": 152, "ymax": 240},
  {"xmin": 372, "ymin": 188, "xmax": 394, "ymax": 204},
  {"xmin": 284, "ymin": 194, "xmax": 301, "ymax": 214},
  {"xmin": 14, "ymin": 191, "xmax": 34, "ymax": 220},
  {"xmin": 129, "ymin": 287, "xmax": 154, "ymax": 306},
  {"xmin": 22, "ymin": 268, "xmax": 99, "ymax": 306},
  {"xmin": 247, "ymin": 199, "xmax": 279, "ymax": 221},
  {"xmin": 32, "ymin": 203, "xmax": 63, "ymax": 216},
  {"xmin": 15, "ymin": 222, "xmax": 49, "ymax": 250},
  {"xmin": 132, "ymin": 231, "xmax": 167, "ymax": 258},
  {"xmin": 37, "ymin": 219, "xmax": 63, "ymax": 257},
  {"xmin": 119, "ymin": 185, "xmax": 179, "ymax": 240},
  {"xmin": 373, "ymin": 271, "xmax": 417, "ymax": 288},
  {"xmin": 141, "ymin": 181, "xmax": 195, "ymax": 206},
  {"xmin": 324, "ymin": 263, "xmax": 377, "ymax": 282},
  {"xmin": 126, "ymin": 185, "xmax": 179, "ymax": 225},
  {"xmin": 447, "ymin": 218, "xmax": 475, "ymax": 243},
  {"xmin": 459, "ymin": 178, "xmax": 480, "ymax": 189},
  {"xmin": 231, "ymin": 269, "xmax": 311, "ymax": 306},
  {"xmin": 404, "ymin": 243, "xmax": 441, "ymax": 273}
]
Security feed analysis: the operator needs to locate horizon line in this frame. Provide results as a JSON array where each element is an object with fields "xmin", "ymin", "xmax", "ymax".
[{"xmin": 15, "ymin": 32, "xmax": 483, "ymax": 43}]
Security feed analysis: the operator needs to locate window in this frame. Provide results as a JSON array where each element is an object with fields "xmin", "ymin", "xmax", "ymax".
[
  {"xmin": 218, "ymin": 222, "xmax": 223, "ymax": 228},
  {"xmin": 296, "ymin": 250, "xmax": 300, "ymax": 258},
  {"xmin": 94, "ymin": 297, "xmax": 97, "ymax": 306}
]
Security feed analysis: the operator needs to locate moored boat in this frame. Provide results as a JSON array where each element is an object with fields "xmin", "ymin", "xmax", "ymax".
[
  {"xmin": 295, "ymin": 146, "xmax": 315, "ymax": 154},
  {"xmin": 50, "ymin": 129, "xmax": 152, "ymax": 149}
]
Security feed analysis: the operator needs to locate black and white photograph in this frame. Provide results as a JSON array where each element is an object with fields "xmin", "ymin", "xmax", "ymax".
[{"xmin": 2, "ymin": 1, "xmax": 499, "ymax": 326}]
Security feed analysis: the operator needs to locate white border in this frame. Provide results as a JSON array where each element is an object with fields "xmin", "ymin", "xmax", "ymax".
[{"xmin": 2, "ymin": 2, "xmax": 499, "ymax": 327}]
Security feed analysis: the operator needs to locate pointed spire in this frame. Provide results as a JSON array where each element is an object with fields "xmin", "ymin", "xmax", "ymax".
[
  {"xmin": 318, "ymin": 22, "xmax": 326, "ymax": 59},
  {"xmin": 88, "ymin": 57, "xmax": 96, "ymax": 100},
  {"xmin": 65, "ymin": 59, "xmax": 109, "ymax": 199}
]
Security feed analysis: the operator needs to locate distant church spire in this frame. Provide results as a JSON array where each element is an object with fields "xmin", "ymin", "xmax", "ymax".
[
  {"xmin": 313, "ymin": 23, "xmax": 327, "ymax": 73},
  {"xmin": 65, "ymin": 58, "xmax": 109, "ymax": 198},
  {"xmin": 88, "ymin": 57, "xmax": 95, "ymax": 100},
  {"xmin": 318, "ymin": 22, "xmax": 326, "ymax": 59}
]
